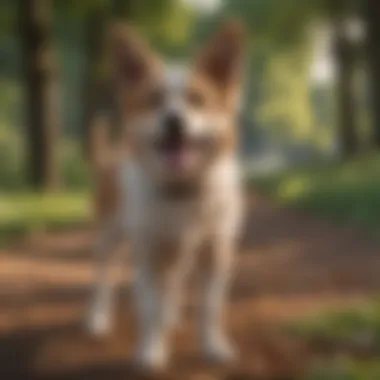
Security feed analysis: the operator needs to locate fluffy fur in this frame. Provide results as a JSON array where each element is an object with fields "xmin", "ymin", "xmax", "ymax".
[{"xmin": 86, "ymin": 21, "xmax": 246, "ymax": 371}]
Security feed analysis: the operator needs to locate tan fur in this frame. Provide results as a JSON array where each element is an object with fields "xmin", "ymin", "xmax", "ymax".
[{"xmin": 87, "ymin": 117, "xmax": 123, "ymax": 224}]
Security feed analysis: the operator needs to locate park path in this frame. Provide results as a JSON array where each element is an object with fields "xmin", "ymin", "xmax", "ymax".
[{"xmin": 1, "ymin": 195, "xmax": 380, "ymax": 380}]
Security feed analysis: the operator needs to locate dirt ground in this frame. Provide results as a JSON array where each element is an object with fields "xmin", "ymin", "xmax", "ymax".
[{"xmin": 1, "ymin": 195, "xmax": 380, "ymax": 380}]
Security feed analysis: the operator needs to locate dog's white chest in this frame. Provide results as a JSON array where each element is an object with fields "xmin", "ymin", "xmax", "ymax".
[{"xmin": 121, "ymin": 158, "xmax": 241, "ymax": 243}]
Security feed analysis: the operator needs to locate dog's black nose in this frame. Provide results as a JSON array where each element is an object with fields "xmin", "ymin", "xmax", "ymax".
[{"xmin": 164, "ymin": 113, "xmax": 184, "ymax": 140}]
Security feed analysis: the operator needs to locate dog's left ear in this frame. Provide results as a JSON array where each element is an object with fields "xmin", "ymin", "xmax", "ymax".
[
  {"xmin": 108, "ymin": 23, "xmax": 161, "ymax": 85},
  {"xmin": 195, "ymin": 20, "xmax": 245, "ymax": 93}
]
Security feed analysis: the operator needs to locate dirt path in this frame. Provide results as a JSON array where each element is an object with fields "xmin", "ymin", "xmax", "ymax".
[{"xmin": 1, "ymin": 196, "xmax": 380, "ymax": 380}]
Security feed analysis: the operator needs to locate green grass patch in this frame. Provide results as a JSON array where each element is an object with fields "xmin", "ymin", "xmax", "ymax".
[
  {"xmin": 252, "ymin": 154, "xmax": 380, "ymax": 231},
  {"xmin": 0, "ymin": 192, "xmax": 91, "ymax": 242},
  {"xmin": 304, "ymin": 359, "xmax": 380, "ymax": 380},
  {"xmin": 288, "ymin": 301, "xmax": 380, "ymax": 379},
  {"xmin": 287, "ymin": 301, "xmax": 380, "ymax": 346}
]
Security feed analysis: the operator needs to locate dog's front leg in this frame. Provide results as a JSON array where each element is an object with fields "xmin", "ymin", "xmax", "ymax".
[
  {"xmin": 132, "ymin": 240, "xmax": 171, "ymax": 371},
  {"xmin": 132, "ymin": 240, "xmax": 193, "ymax": 371},
  {"xmin": 199, "ymin": 238, "xmax": 237, "ymax": 363},
  {"xmin": 133, "ymin": 269, "xmax": 169, "ymax": 370}
]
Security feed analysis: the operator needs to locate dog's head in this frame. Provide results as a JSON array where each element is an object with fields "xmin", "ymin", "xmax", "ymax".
[{"xmin": 110, "ymin": 21, "xmax": 245, "ymax": 185}]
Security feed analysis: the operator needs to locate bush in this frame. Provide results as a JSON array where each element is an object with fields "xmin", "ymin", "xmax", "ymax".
[{"xmin": 252, "ymin": 155, "xmax": 380, "ymax": 231}]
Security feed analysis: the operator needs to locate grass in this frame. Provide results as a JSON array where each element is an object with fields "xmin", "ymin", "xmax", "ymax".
[
  {"xmin": 287, "ymin": 301, "xmax": 380, "ymax": 380},
  {"xmin": 288, "ymin": 301, "xmax": 380, "ymax": 346},
  {"xmin": 304, "ymin": 360, "xmax": 380, "ymax": 380},
  {"xmin": 0, "ymin": 192, "xmax": 91, "ymax": 242},
  {"xmin": 252, "ymin": 154, "xmax": 380, "ymax": 232}
]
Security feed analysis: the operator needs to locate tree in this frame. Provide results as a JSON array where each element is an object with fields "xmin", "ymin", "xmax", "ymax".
[
  {"xmin": 332, "ymin": 17, "xmax": 359, "ymax": 156},
  {"xmin": 82, "ymin": 5, "xmax": 110, "ymax": 157},
  {"xmin": 82, "ymin": 0, "xmax": 136, "ymax": 158},
  {"xmin": 222, "ymin": 0, "xmax": 362, "ymax": 157},
  {"xmin": 365, "ymin": 0, "xmax": 380, "ymax": 148},
  {"xmin": 19, "ymin": 0, "xmax": 61, "ymax": 190}
]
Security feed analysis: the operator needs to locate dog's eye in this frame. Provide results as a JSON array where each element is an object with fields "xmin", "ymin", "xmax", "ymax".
[
  {"xmin": 146, "ymin": 88, "xmax": 165, "ymax": 109},
  {"xmin": 186, "ymin": 89, "xmax": 206, "ymax": 108}
]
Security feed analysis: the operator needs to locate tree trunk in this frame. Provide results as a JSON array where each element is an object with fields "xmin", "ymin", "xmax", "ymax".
[
  {"xmin": 365, "ymin": 0, "xmax": 380, "ymax": 148},
  {"xmin": 19, "ymin": 0, "xmax": 60, "ymax": 190},
  {"xmin": 109, "ymin": 0, "xmax": 133, "ymax": 141},
  {"xmin": 82, "ymin": 8, "xmax": 108, "ymax": 158},
  {"xmin": 83, "ymin": 1, "xmax": 133, "ymax": 158},
  {"xmin": 333, "ymin": 22, "xmax": 358, "ymax": 157}
]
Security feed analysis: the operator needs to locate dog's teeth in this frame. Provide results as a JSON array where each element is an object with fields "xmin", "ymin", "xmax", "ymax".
[{"xmin": 133, "ymin": 341, "xmax": 169, "ymax": 371}]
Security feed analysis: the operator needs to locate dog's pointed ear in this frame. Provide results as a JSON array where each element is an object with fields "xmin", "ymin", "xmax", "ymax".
[
  {"xmin": 108, "ymin": 23, "xmax": 161, "ymax": 84},
  {"xmin": 195, "ymin": 20, "xmax": 245, "ymax": 91}
]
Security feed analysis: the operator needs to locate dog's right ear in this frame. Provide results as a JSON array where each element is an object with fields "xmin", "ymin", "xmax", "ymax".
[{"xmin": 108, "ymin": 23, "xmax": 161, "ymax": 84}]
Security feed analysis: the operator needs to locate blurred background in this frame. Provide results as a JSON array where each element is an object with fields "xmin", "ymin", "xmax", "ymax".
[{"xmin": 1, "ymin": 0, "xmax": 380, "ymax": 379}]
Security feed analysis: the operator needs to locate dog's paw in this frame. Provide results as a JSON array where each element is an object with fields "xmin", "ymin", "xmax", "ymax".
[
  {"xmin": 133, "ymin": 341, "xmax": 169, "ymax": 372},
  {"xmin": 203, "ymin": 334, "xmax": 238, "ymax": 364},
  {"xmin": 85, "ymin": 311, "xmax": 113, "ymax": 337}
]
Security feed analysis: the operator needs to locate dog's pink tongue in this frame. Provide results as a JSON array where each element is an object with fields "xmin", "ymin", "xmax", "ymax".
[{"xmin": 165, "ymin": 149, "xmax": 195, "ymax": 169}]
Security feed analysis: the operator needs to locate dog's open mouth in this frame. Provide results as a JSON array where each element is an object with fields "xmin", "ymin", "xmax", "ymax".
[{"xmin": 155, "ymin": 135, "xmax": 201, "ymax": 171}]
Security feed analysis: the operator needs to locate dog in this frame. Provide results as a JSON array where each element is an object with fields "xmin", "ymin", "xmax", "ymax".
[{"xmin": 86, "ymin": 21, "xmax": 246, "ymax": 371}]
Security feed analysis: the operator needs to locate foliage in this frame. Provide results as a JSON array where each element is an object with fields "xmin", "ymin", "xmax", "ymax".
[
  {"xmin": 56, "ymin": 0, "xmax": 195, "ymax": 54},
  {"xmin": 0, "ymin": 0, "xmax": 16, "ymax": 38},
  {"xmin": 133, "ymin": 0, "xmax": 195, "ymax": 55},
  {"xmin": 0, "ymin": 0, "xmax": 372, "ymax": 190},
  {"xmin": 194, "ymin": 0, "xmax": 340, "ymax": 153},
  {"xmin": 0, "ymin": 115, "xmax": 90, "ymax": 191},
  {"xmin": 253, "ymin": 154, "xmax": 380, "ymax": 231},
  {"xmin": 259, "ymin": 44, "xmax": 317, "ymax": 144},
  {"xmin": 224, "ymin": 0, "xmax": 313, "ymax": 47},
  {"xmin": 223, "ymin": 0, "xmax": 363, "ymax": 46}
]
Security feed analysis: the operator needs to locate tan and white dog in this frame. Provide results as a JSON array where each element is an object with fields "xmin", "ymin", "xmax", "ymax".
[{"xmin": 86, "ymin": 21, "xmax": 246, "ymax": 371}]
